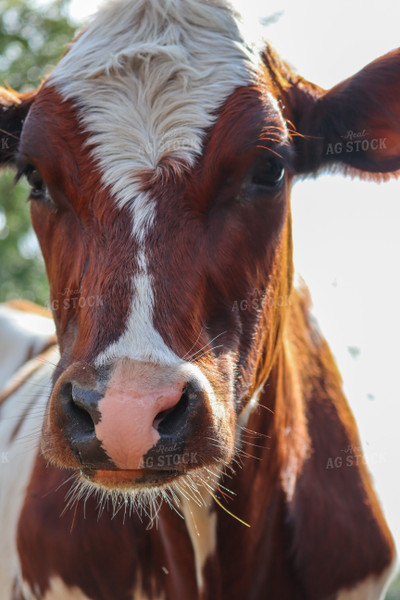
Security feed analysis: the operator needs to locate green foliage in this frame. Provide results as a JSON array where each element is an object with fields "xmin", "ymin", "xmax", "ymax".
[
  {"xmin": 0, "ymin": 0, "xmax": 76, "ymax": 91},
  {"xmin": 0, "ymin": 171, "xmax": 49, "ymax": 304},
  {"xmin": 0, "ymin": 0, "xmax": 77, "ymax": 305}
]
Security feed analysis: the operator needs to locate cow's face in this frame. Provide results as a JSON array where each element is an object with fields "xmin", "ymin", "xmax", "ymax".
[
  {"xmin": 22, "ymin": 92, "xmax": 291, "ymax": 494},
  {"xmin": 16, "ymin": 6, "xmax": 293, "ymax": 495},
  {"xmin": 2, "ymin": 1, "xmax": 400, "ymax": 500}
]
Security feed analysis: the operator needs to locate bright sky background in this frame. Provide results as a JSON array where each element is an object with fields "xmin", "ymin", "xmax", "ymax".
[
  {"xmin": 260, "ymin": 0, "xmax": 400, "ymax": 565},
  {"xmin": 56, "ymin": 0, "xmax": 400, "ymax": 567}
]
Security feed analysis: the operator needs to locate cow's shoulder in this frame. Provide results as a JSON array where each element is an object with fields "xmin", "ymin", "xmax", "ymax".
[{"xmin": 0, "ymin": 301, "xmax": 56, "ymax": 394}]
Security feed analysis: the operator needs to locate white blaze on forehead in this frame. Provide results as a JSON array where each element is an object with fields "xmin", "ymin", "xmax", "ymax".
[
  {"xmin": 48, "ymin": 0, "xmax": 260, "ymax": 365},
  {"xmin": 94, "ymin": 265, "xmax": 179, "ymax": 366},
  {"xmin": 48, "ymin": 0, "xmax": 259, "ymax": 235}
]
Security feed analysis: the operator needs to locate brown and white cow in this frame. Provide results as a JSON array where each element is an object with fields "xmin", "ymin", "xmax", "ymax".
[{"xmin": 0, "ymin": 1, "xmax": 399, "ymax": 598}]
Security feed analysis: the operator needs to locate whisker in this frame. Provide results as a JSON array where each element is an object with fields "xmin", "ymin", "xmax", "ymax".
[
  {"xmin": 181, "ymin": 327, "xmax": 204, "ymax": 360},
  {"xmin": 186, "ymin": 330, "xmax": 227, "ymax": 362},
  {"xmin": 189, "ymin": 344, "xmax": 224, "ymax": 363}
]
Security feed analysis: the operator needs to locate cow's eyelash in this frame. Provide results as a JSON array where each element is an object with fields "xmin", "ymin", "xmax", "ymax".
[
  {"xmin": 14, "ymin": 165, "xmax": 27, "ymax": 185},
  {"xmin": 15, "ymin": 164, "xmax": 38, "ymax": 186},
  {"xmin": 15, "ymin": 164, "xmax": 57, "ymax": 210}
]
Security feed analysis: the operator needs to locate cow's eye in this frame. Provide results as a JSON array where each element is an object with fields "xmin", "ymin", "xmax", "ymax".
[
  {"xmin": 251, "ymin": 159, "xmax": 285, "ymax": 188},
  {"xmin": 21, "ymin": 166, "xmax": 56, "ymax": 209},
  {"xmin": 26, "ymin": 167, "xmax": 46, "ymax": 198}
]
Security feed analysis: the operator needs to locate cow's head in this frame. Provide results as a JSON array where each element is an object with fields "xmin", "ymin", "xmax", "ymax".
[{"xmin": 1, "ymin": 1, "xmax": 400, "ymax": 502}]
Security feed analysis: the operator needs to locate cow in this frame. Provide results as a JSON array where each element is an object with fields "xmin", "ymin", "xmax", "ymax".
[
  {"xmin": 0, "ymin": 0, "xmax": 399, "ymax": 598},
  {"xmin": 0, "ymin": 301, "xmax": 56, "ymax": 389}
]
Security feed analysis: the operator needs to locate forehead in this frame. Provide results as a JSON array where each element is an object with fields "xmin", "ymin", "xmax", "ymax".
[
  {"xmin": 20, "ymin": 0, "xmax": 290, "ymax": 253},
  {"xmin": 42, "ymin": 0, "xmax": 263, "ymax": 199}
]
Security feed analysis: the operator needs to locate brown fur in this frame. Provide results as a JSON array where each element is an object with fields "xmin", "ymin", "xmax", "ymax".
[{"xmin": 1, "ymin": 32, "xmax": 399, "ymax": 600}]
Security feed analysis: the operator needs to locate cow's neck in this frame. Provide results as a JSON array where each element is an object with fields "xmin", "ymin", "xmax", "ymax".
[
  {"xmin": 175, "ymin": 330, "xmax": 307, "ymax": 600},
  {"xmin": 177, "ymin": 217, "xmax": 302, "ymax": 598},
  {"xmin": 208, "ymin": 288, "xmax": 395, "ymax": 599},
  {"xmin": 249, "ymin": 210, "xmax": 294, "ymax": 405}
]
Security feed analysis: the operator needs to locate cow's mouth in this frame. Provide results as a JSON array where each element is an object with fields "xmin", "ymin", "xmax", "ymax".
[
  {"xmin": 81, "ymin": 467, "xmax": 183, "ymax": 489},
  {"xmin": 65, "ymin": 463, "xmax": 225, "ymax": 521}
]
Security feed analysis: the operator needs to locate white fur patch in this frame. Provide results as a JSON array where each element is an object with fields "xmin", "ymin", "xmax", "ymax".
[
  {"xmin": 237, "ymin": 385, "xmax": 262, "ymax": 429},
  {"xmin": 337, "ymin": 560, "xmax": 397, "ymax": 600},
  {"xmin": 0, "ymin": 351, "xmax": 58, "ymax": 599},
  {"xmin": 130, "ymin": 579, "xmax": 165, "ymax": 600},
  {"xmin": 43, "ymin": 578, "xmax": 93, "ymax": 599},
  {"xmin": 21, "ymin": 577, "xmax": 93, "ymax": 599},
  {"xmin": 0, "ymin": 305, "xmax": 55, "ymax": 392},
  {"xmin": 94, "ymin": 268, "xmax": 180, "ymax": 366},
  {"xmin": 181, "ymin": 495, "xmax": 217, "ymax": 592},
  {"xmin": 49, "ymin": 0, "xmax": 258, "ymax": 216}
]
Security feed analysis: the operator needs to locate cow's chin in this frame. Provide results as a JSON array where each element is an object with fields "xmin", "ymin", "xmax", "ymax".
[{"xmin": 71, "ymin": 463, "xmax": 225, "ymax": 519}]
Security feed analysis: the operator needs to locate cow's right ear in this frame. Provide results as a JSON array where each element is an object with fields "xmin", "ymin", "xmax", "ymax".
[{"xmin": 0, "ymin": 88, "xmax": 36, "ymax": 167}]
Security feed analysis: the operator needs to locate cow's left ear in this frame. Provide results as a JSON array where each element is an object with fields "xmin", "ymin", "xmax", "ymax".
[
  {"xmin": 264, "ymin": 46, "xmax": 400, "ymax": 178},
  {"xmin": 0, "ymin": 88, "xmax": 36, "ymax": 167}
]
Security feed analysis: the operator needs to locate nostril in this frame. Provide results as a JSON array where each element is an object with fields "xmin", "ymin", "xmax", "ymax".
[
  {"xmin": 58, "ymin": 380, "xmax": 113, "ymax": 469},
  {"xmin": 71, "ymin": 399, "xmax": 96, "ymax": 436},
  {"xmin": 154, "ymin": 388, "xmax": 190, "ymax": 435},
  {"xmin": 61, "ymin": 382, "xmax": 101, "ymax": 437},
  {"xmin": 153, "ymin": 406, "xmax": 175, "ymax": 430}
]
